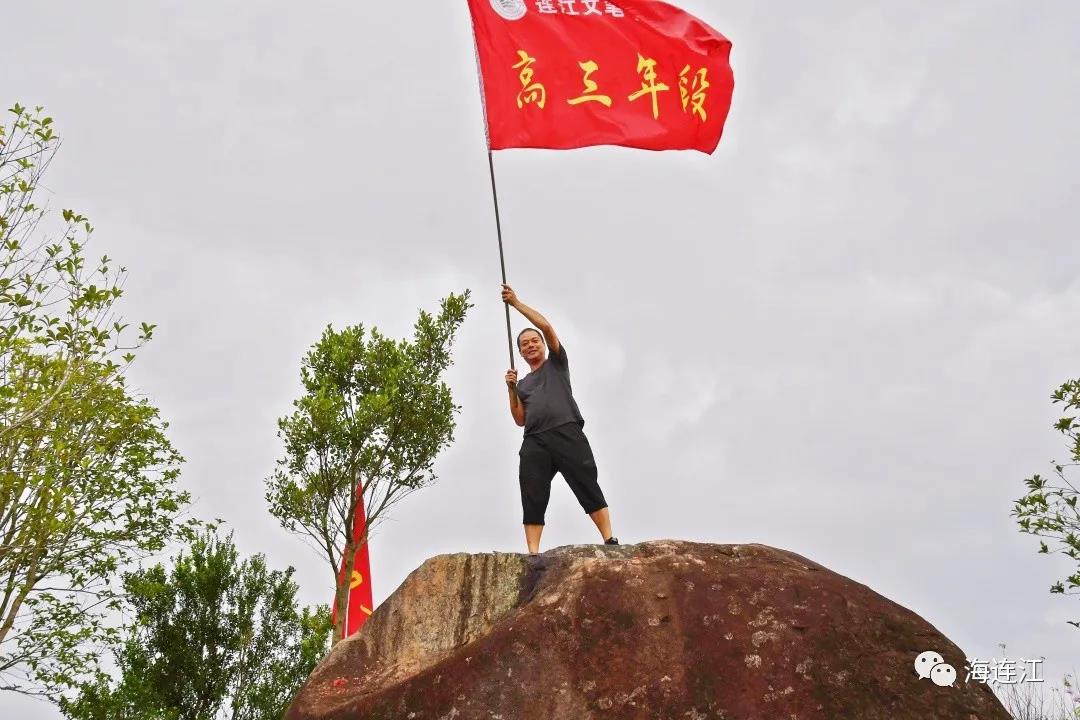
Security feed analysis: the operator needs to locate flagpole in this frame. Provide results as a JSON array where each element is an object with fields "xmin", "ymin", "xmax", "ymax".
[
  {"xmin": 470, "ymin": 24, "xmax": 515, "ymax": 371},
  {"xmin": 487, "ymin": 149, "xmax": 516, "ymax": 371}
]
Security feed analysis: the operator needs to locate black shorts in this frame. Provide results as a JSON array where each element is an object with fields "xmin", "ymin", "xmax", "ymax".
[{"xmin": 518, "ymin": 423, "xmax": 607, "ymax": 525}]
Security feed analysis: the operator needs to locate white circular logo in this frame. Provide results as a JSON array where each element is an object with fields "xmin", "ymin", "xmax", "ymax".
[{"xmin": 490, "ymin": 0, "xmax": 527, "ymax": 21}]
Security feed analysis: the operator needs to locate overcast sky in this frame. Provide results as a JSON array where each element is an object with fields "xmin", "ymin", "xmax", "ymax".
[{"xmin": 4, "ymin": 0, "xmax": 1079, "ymax": 717}]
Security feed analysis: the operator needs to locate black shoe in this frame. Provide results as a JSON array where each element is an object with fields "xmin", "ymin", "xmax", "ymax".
[{"xmin": 604, "ymin": 537, "xmax": 619, "ymax": 545}]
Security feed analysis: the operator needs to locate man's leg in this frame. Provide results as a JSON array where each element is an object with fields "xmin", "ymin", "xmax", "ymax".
[
  {"xmin": 589, "ymin": 507, "xmax": 613, "ymax": 541},
  {"xmin": 551, "ymin": 425, "xmax": 616, "ymax": 543},
  {"xmin": 519, "ymin": 435, "xmax": 556, "ymax": 554},
  {"xmin": 524, "ymin": 524, "xmax": 544, "ymax": 554}
]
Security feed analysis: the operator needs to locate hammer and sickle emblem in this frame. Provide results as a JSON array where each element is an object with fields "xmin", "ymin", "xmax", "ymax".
[{"xmin": 349, "ymin": 570, "xmax": 364, "ymax": 590}]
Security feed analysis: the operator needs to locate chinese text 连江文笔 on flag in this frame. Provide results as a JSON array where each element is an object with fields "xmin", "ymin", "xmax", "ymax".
[
  {"xmin": 468, "ymin": 0, "xmax": 734, "ymax": 153},
  {"xmin": 330, "ymin": 488, "xmax": 374, "ymax": 639}
]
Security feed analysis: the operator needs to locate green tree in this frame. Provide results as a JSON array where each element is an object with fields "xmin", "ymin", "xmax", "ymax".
[
  {"xmin": 0, "ymin": 103, "xmax": 192, "ymax": 696},
  {"xmin": 266, "ymin": 293, "xmax": 471, "ymax": 642},
  {"xmin": 1014, "ymin": 378, "xmax": 1080, "ymax": 629},
  {"xmin": 59, "ymin": 529, "xmax": 331, "ymax": 720}
]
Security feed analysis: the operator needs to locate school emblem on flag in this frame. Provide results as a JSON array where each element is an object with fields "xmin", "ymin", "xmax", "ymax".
[{"xmin": 489, "ymin": 0, "xmax": 528, "ymax": 21}]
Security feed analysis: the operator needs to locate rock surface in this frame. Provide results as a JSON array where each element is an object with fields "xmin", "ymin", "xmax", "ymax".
[{"xmin": 286, "ymin": 540, "xmax": 1008, "ymax": 719}]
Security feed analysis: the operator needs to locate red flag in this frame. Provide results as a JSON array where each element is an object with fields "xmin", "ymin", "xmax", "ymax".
[
  {"xmin": 331, "ymin": 489, "xmax": 374, "ymax": 639},
  {"xmin": 468, "ymin": 0, "xmax": 734, "ymax": 153}
]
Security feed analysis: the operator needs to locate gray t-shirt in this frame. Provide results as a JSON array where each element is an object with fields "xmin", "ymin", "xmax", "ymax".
[{"xmin": 515, "ymin": 343, "xmax": 585, "ymax": 436}]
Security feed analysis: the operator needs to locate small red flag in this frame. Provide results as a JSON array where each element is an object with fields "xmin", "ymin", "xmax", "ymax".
[
  {"xmin": 331, "ymin": 488, "xmax": 374, "ymax": 639},
  {"xmin": 468, "ymin": 0, "xmax": 734, "ymax": 153}
]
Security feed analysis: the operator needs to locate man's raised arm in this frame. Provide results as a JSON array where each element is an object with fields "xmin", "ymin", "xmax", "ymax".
[{"xmin": 501, "ymin": 284, "xmax": 561, "ymax": 355}]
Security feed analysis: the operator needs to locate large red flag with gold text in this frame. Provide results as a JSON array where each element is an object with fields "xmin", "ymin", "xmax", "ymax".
[
  {"xmin": 330, "ymin": 489, "xmax": 374, "ymax": 639},
  {"xmin": 468, "ymin": 0, "xmax": 734, "ymax": 153}
]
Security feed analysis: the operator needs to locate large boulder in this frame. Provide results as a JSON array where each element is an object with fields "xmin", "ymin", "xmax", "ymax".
[{"xmin": 286, "ymin": 540, "xmax": 1007, "ymax": 719}]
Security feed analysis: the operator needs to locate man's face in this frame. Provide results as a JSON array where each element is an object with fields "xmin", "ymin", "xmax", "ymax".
[{"xmin": 518, "ymin": 331, "xmax": 545, "ymax": 363}]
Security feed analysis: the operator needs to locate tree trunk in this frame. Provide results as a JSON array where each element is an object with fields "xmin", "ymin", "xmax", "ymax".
[{"xmin": 331, "ymin": 540, "xmax": 356, "ymax": 647}]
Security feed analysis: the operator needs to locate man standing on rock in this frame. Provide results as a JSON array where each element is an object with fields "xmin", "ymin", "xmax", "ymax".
[{"xmin": 501, "ymin": 284, "xmax": 618, "ymax": 554}]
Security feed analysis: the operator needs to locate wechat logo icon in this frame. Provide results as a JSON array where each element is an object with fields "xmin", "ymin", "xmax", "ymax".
[{"xmin": 915, "ymin": 650, "xmax": 957, "ymax": 687}]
